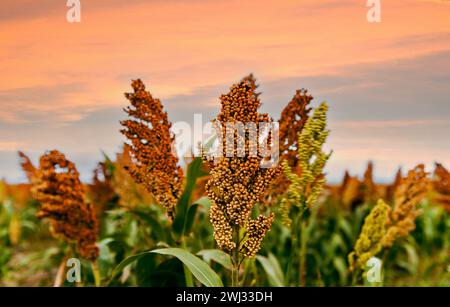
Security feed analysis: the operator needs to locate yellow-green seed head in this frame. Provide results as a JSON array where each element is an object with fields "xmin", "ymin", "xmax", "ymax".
[
  {"xmin": 348, "ymin": 199, "xmax": 390, "ymax": 271},
  {"xmin": 280, "ymin": 102, "xmax": 331, "ymax": 227}
]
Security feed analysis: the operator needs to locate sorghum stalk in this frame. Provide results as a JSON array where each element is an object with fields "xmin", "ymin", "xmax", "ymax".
[
  {"xmin": 299, "ymin": 219, "xmax": 308, "ymax": 286},
  {"xmin": 181, "ymin": 240, "xmax": 194, "ymax": 287},
  {"xmin": 91, "ymin": 260, "xmax": 102, "ymax": 287},
  {"xmin": 232, "ymin": 225, "xmax": 240, "ymax": 287},
  {"xmin": 280, "ymin": 102, "xmax": 331, "ymax": 286},
  {"xmin": 54, "ymin": 252, "xmax": 71, "ymax": 287}
]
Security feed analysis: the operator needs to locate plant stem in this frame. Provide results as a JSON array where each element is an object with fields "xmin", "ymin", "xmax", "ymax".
[
  {"xmin": 91, "ymin": 260, "xmax": 101, "ymax": 287},
  {"xmin": 299, "ymin": 220, "xmax": 308, "ymax": 286},
  {"xmin": 285, "ymin": 212, "xmax": 304, "ymax": 286},
  {"xmin": 181, "ymin": 240, "xmax": 194, "ymax": 287},
  {"xmin": 351, "ymin": 270, "xmax": 358, "ymax": 286},
  {"xmin": 284, "ymin": 218, "xmax": 298, "ymax": 286},
  {"xmin": 241, "ymin": 258, "xmax": 251, "ymax": 287},
  {"xmin": 54, "ymin": 253, "xmax": 70, "ymax": 287},
  {"xmin": 231, "ymin": 225, "xmax": 240, "ymax": 287}
]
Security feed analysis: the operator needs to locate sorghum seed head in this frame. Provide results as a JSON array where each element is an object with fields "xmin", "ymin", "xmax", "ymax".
[
  {"xmin": 348, "ymin": 199, "xmax": 390, "ymax": 272},
  {"xmin": 260, "ymin": 89, "xmax": 313, "ymax": 207},
  {"xmin": 204, "ymin": 75, "xmax": 280, "ymax": 254},
  {"xmin": 433, "ymin": 163, "xmax": 450, "ymax": 212},
  {"xmin": 382, "ymin": 164, "xmax": 428, "ymax": 247},
  {"xmin": 30, "ymin": 150, "xmax": 99, "ymax": 261},
  {"xmin": 120, "ymin": 79, "xmax": 184, "ymax": 219}
]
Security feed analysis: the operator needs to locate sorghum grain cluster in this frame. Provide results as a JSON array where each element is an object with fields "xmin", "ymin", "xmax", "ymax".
[
  {"xmin": 121, "ymin": 79, "xmax": 183, "ymax": 219},
  {"xmin": 203, "ymin": 75, "xmax": 280, "ymax": 257},
  {"xmin": 31, "ymin": 150, "xmax": 99, "ymax": 260},
  {"xmin": 383, "ymin": 164, "xmax": 428, "ymax": 247}
]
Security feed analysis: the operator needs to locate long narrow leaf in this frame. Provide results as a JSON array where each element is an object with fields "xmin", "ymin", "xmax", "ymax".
[
  {"xmin": 151, "ymin": 248, "xmax": 223, "ymax": 287},
  {"xmin": 109, "ymin": 248, "xmax": 223, "ymax": 287},
  {"xmin": 197, "ymin": 249, "xmax": 232, "ymax": 270},
  {"xmin": 257, "ymin": 254, "xmax": 284, "ymax": 287}
]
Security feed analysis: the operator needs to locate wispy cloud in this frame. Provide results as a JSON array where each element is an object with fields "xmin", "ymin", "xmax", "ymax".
[{"xmin": 337, "ymin": 119, "xmax": 449, "ymax": 129}]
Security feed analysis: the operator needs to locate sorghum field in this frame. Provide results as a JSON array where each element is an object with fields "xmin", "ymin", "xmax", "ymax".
[{"xmin": 0, "ymin": 76, "xmax": 448, "ymax": 287}]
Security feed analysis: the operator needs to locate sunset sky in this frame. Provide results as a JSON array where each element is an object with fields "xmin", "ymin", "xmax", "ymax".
[{"xmin": 1, "ymin": 0, "xmax": 449, "ymax": 183}]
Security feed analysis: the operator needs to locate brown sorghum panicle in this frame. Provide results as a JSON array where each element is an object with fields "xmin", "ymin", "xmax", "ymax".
[
  {"xmin": 261, "ymin": 89, "xmax": 312, "ymax": 207},
  {"xmin": 362, "ymin": 161, "xmax": 376, "ymax": 203},
  {"xmin": 121, "ymin": 79, "xmax": 184, "ymax": 219},
  {"xmin": 88, "ymin": 161, "xmax": 117, "ymax": 217},
  {"xmin": 385, "ymin": 167, "xmax": 403, "ymax": 202},
  {"xmin": 241, "ymin": 213, "xmax": 275, "ymax": 258},
  {"xmin": 33, "ymin": 150, "xmax": 99, "ymax": 261},
  {"xmin": 18, "ymin": 151, "xmax": 37, "ymax": 182},
  {"xmin": 278, "ymin": 89, "xmax": 312, "ymax": 168},
  {"xmin": 383, "ymin": 164, "xmax": 428, "ymax": 247},
  {"xmin": 433, "ymin": 163, "xmax": 450, "ymax": 212},
  {"xmin": 111, "ymin": 145, "xmax": 154, "ymax": 208},
  {"xmin": 341, "ymin": 173, "xmax": 364, "ymax": 209},
  {"xmin": 204, "ymin": 75, "xmax": 280, "ymax": 256}
]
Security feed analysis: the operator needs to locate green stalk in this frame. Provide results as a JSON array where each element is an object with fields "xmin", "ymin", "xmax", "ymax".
[
  {"xmin": 284, "ymin": 216, "xmax": 298, "ymax": 286},
  {"xmin": 299, "ymin": 220, "xmax": 308, "ymax": 286},
  {"xmin": 54, "ymin": 253, "xmax": 70, "ymax": 287},
  {"xmin": 285, "ymin": 211, "xmax": 304, "ymax": 286},
  {"xmin": 241, "ymin": 258, "xmax": 253, "ymax": 287},
  {"xmin": 91, "ymin": 260, "xmax": 102, "ymax": 287},
  {"xmin": 351, "ymin": 270, "xmax": 358, "ymax": 286},
  {"xmin": 181, "ymin": 240, "xmax": 194, "ymax": 287},
  {"xmin": 231, "ymin": 225, "xmax": 241, "ymax": 287}
]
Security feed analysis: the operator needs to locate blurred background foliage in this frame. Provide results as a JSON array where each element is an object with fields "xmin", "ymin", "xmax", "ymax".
[{"xmin": 0, "ymin": 157, "xmax": 448, "ymax": 287}]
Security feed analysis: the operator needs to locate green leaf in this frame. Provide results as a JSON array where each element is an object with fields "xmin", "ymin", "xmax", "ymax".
[
  {"xmin": 135, "ymin": 253, "xmax": 158, "ymax": 286},
  {"xmin": 256, "ymin": 253, "xmax": 284, "ymax": 287},
  {"xmin": 151, "ymin": 248, "xmax": 223, "ymax": 287},
  {"xmin": 109, "ymin": 251, "xmax": 150, "ymax": 282},
  {"xmin": 197, "ymin": 249, "xmax": 232, "ymax": 270},
  {"xmin": 109, "ymin": 247, "xmax": 223, "ymax": 287},
  {"xmin": 132, "ymin": 209, "xmax": 166, "ymax": 240},
  {"xmin": 203, "ymin": 134, "xmax": 217, "ymax": 152},
  {"xmin": 332, "ymin": 256, "xmax": 348, "ymax": 285},
  {"xmin": 184, "ymin": 204, "xmax": 199, "ymax": 235},
  {"xmin": 402, "ymin": 243, "xmax": 419, "ymax": 274},
  {"xmin": 194, "ymin": 196, "xmax": 212, "ymax": 209},
  {"xmin": 100, "ymin": 150, "xmax": 116, "ymax": 173},
  {"xmin": 329, "ymin": 233, "xmax": 346, "ymax": 255},
  {"xmin": 109, "ymin": 248, "xmax": 223, "ymax": 287},
  {"xmin": 338, "ymin": 217, "xmax": 353, "ymax": 240},
  {"xmin": 173, "ymin": 157, "xmax": 208, "ymax": 237}
]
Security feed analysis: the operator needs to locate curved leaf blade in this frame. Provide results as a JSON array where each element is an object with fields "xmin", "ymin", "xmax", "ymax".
[
  {"xmin": 109, "ymin": 251, "xmax": 149, "ymax": 282},
  {"xmin": 256, "ymin": 253, "xmax": 284, "ymax": 287},
  {"xmin": 197, "ymin": 249, "xmax": 232, "ymax": 270},
  {"xmin": 151, "ymin": 248, "xmax": 223, "ymax": 287}
]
